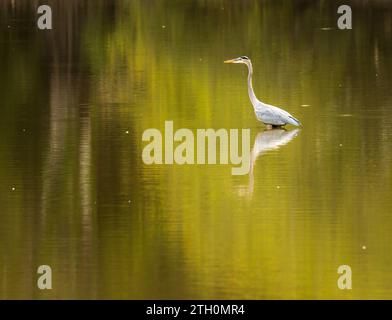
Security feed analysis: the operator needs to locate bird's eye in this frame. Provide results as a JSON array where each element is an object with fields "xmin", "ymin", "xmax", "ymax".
[{"xmin": 241, "ymin": 56, "xmax": 248, "ymax": 60}]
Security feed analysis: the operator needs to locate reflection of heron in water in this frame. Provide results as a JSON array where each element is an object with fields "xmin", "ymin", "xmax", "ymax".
[
  {"xmin": 224, "ymin": 56, "xmax": 301, "ymax": 129},
  {"xmin": 237, "ymin": 129, "xmax": 300, "ymax": 197}
]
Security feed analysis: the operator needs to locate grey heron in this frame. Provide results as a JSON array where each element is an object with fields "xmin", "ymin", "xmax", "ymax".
[{"xmin": 224, "ymin": 56, "xmax": 301, "ymax": 128}]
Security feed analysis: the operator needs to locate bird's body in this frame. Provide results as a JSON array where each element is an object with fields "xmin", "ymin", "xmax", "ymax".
[
  {"xmin": 254, "ymin": 103, "xmax": 301, "ymax": 127},
  {"xmin": 224, "ymin": 56, "xmax": 301, "ymax": 128}
]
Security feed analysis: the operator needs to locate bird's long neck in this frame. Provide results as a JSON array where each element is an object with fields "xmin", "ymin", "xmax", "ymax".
[{"xmin": 246, "ymin": 61, "xmax": 259, "ymax": 107}]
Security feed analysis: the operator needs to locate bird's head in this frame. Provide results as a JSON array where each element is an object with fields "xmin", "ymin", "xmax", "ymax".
[{"xmin": 224, "ymin": 56, "xmax": 250, "ymax": 64}]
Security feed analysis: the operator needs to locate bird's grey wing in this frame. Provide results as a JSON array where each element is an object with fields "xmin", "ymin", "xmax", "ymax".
[
  {"xmin": 263, "ymin": 105, "xmax": 301, "ymax": 126},
  {"xmin": 255, "ymin": 107, "xmax": 286, "ymax": 125}
]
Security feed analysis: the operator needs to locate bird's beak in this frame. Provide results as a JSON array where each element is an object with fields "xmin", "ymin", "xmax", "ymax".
[{"xmin": 224, "ymin": 59, "xmax": 236, "ymax": 64}]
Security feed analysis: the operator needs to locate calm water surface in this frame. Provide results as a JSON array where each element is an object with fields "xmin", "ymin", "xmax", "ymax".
[{"xmin": 1, "ymin": 0, "xmax": 392, "ymax": 299}]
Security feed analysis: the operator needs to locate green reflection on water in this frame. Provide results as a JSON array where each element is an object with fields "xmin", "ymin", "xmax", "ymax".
[{"xmin": 0, "ymin": 0, "xmax": 392, "ymax": 299}]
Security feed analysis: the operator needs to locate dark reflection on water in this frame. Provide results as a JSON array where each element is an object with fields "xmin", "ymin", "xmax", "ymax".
[{"xmin": 1, "ymin": 0, "xmax": 392, "ymax": 298}]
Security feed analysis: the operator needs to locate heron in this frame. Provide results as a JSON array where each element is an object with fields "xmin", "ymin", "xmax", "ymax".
[{"xmin": 224, "ymin": 56, "xmax": 301, "ymax": 129}]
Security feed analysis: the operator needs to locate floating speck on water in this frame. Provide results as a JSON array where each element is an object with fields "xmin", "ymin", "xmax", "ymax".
[
  {"xmin": 7, "ymin": 25, "xmax": 11, "ymax": 29},
  {"xmin": 11, "ymin": 187, "xmax": 15, "ymax": 191},
  {"xmin": 321, "ymin": 27, "xmax": 333, "ymax": 30},
  {"xmin": 301, "ymin": 104, "xmax": 310, "ymax": 107},
  {"xmin": 125, "ymin": 130, "xmax": 129, "ymax": 134},
  {"xmin": 162, "ymin": 25, "xmax": 166, "ymax": 29},
  {"xmin": 362, "ymin": 245, "xmax": 367, "ymax": 250},
  {"xmin": 276, "ymin": 186, "xmax": 280, "ymax": 189},
  {"xmin": 128, "ymin": 200, "xmax": 131, "ymax": 203},
  {"xmin": 339, "ymin": 114, "xmax": 353, "ymax": 117},
  {"xmin": 22, "ymin": 128, "xmax": 26, "ymax": 132},
  {"xmin": 339, "ymin": 144, "xmax": 343, "ymax": 147}
]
